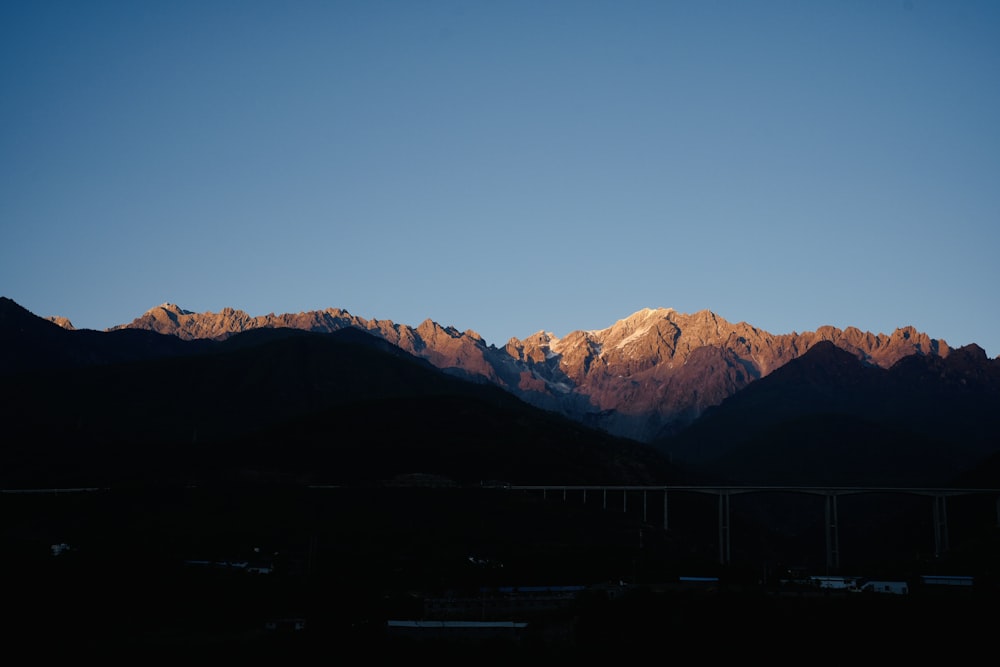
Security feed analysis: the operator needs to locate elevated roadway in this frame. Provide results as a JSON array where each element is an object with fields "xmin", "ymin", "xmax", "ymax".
[{"xmin": 506, "ymin": 484, "xmax": 1000, "ymax": 570}]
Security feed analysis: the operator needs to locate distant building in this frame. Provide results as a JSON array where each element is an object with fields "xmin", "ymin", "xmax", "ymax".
[
  {"xmin": 808, "ymin": 575, "xmax": 862, "ymax": 591},
  {"xmin": 777, "ymin": 573, "xmax": 863, "ymax": 594},
  {"xmin": 860, "ymin": 580, "xmax": 909, "ymax": 595}
]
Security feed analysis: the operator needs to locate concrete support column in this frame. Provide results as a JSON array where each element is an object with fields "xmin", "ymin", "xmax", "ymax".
[
  {"xmin": 663, "ymin": 491, "xmax": 669, "ymax": 531},
  {"xmin": 825, "ymin": 494, "xmax": 840, "ymax": 573},
  {"xmin": 933, "ymin": 495, "xmax": 949, "ymax": 558},
  {"xmin": 719, "ymin": 492, "xmax": 731, "ymax": 565}
]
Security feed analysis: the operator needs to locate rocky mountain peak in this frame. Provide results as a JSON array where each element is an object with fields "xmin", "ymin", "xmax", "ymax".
[
  {"xmin": 157, "ymin": 302, "xmax": 190, "ymax": 314},
  {"xmin": 101, "ymin": 300, "xmax": 964, "ymax": 443},
  {"xmin": 45, "ymin": 316, "xmax": 75, "ymax": 330}
]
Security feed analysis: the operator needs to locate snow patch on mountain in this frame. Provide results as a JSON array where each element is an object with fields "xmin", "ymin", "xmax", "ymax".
[{"xmin": 615, "ymin": 325, "xmax": 651, "ymax": 350}]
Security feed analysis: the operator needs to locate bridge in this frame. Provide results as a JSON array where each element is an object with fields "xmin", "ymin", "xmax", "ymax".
[{"xmin": 505, "ymin": 484, "xmax": 1000, "ymax": 571}]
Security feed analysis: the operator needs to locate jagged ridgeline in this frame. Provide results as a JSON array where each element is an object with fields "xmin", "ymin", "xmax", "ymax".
[
  {"xmin": 98, "ymin": 302, "xmax": 984, "ymax": 442},
  {"xmin": 3, "ymin": 296, "xmax": 999, "ymax": 489},
  {"xmin": 0, "ymin": 297, "xmax": 681, "ymax": 488}
]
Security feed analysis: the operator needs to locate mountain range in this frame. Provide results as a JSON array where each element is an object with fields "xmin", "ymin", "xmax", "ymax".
[
  {"xmin": 3, "ymin": 296, "xmax": 999, "ymax": 489},
  {"xmin": 0, "ymin": 297, "xmax": 680, "ymax": 489},
  {"xmin": 103, "ymin": 302, "xmax": 988, "ymax": 442}
]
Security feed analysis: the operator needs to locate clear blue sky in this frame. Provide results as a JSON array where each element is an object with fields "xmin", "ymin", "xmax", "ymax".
[{"xmin": 3, "ymin": 1, "xmax": 998, "ymax": 357}]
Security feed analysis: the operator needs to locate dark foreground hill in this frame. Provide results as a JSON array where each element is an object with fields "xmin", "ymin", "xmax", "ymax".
[
  {"xmin": 0, "ymin": 298, "xmax": 682, "ymax": 489},
  {"xmin": 5, "ymin": 295, "xmax": 999, "ymax": 490},
  {"xmin": 654, "ymin": 340, "xmax": 1000, "ymax": 488}
]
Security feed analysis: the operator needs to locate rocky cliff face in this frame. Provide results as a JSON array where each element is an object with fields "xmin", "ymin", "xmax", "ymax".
[
  {"xmin": 497, "ymin": 308, "xmax": 951, "ymax": 441},
  {"xmin": 112, "ymin": 303, "xmax": 955, "ymax": 442}
]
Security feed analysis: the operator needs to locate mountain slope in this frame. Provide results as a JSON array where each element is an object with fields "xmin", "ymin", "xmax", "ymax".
[
  {"xmin": 6, "ymin": 296, "xmax": 998, "ymax": 489},
  {"xmin": 0, "ymin": 297, "xmax": 216, "ymax": 375},
  {"xmin": 101, "ymin": 301, "xmax": 965, "ymax": 442},
  {"xmin": 654, "ymin": 341, "xmax": 1000, "ymax": 487},
  {"xmin": 0, "ymin": 302, "xmax": 682, "ymax": 489}
]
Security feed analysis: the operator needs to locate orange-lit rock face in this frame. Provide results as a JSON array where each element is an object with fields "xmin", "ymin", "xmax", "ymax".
[{"xmin": 115, "ymin": 303, "xmax": 954, "ymax": 442}]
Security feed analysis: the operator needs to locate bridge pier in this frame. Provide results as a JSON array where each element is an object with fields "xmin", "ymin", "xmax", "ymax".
[
  {"xmin": 934, "ymin": 494, "xmax": 949, "ymax": 558},
  {"xmin": 663, "ymin": 492, "xmax": 669, "ymax": 531},
  {"xmin": 510, "ymin": 485, "xmax": 999, "ymax": 571},
  {"xmin": 825, "ymin": 494, "xmax": 840, "ymax": 573},
  {"xmin": 718, "ymin": 492, "xmax": 731, "ymax": 565}
]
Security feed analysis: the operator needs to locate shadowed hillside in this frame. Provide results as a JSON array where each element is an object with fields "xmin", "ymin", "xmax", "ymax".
[
  {"xmin": 0, "ymin": 299, "xmax": 682, "ymax": 489},
  {"xmin": 654, "ymin": 341, "xmax": 1000, "ymax": 488}
]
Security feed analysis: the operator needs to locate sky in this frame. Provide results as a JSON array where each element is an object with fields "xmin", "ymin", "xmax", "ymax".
[{"xmin": 3, "ymin": 1, "xmax": 999, "ymax": 358}]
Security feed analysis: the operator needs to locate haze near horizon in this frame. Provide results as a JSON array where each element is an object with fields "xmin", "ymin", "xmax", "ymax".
[{"xmin": 2, "ymin": 1, "xmax": 998, "ymax": 357}]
